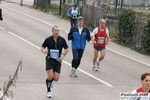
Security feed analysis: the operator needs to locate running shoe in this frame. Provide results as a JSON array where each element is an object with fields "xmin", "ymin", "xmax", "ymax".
[
  {"xmin": 69, "ymin": 69, "xmax": 77, "ymax": 77},
  {"xmin": 97, "ymin": 61, "xmax": 100, "ymax": 69},
  {"xmin": 73, "ymin": 70, "xmax": 78, "ymax": 77},
  {"xmin": 93, "ymin": 65, "xmax": 98, "ymax": 71},
  {"xmin": 47, "ymin": 92, "xmax": 52, "ymax": 98},
  {"xmin": 69, "ymin": 69, "xmax": 74, "ymax": 77}
]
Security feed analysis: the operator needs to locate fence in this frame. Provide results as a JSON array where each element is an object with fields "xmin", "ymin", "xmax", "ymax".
[
  {"xmin": 51, "ymin": 0, "xmax": 60, "ymax": 4},
  {"xmin": 34, "ymin": 0, "xmax": 47, "ymax": 9}
]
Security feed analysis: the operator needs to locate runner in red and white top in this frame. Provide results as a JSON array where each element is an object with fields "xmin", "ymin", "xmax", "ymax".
[
  {"xmin": 91, "ymin": 19, "xmax": 109, "ymax": 71},
  {"xmin": 125, "ymin": 72, "xmax": 150, "ymax": 100}
]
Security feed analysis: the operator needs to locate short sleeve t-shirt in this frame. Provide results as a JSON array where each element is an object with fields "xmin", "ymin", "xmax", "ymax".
[
  {"xmin": 91, "ymin": 27, "xmax": 109, "ymax": 37},
  {"xmin": 42, "ymin": 35, "xmax": 68, "ymax": 58}
]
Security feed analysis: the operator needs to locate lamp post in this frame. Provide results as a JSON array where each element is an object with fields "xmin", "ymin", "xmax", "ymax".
[
  {"xmin": 115, "ymin": 0, "xmax": 118, "ymax": 14},
  {"xmin": 121, "ymin": 0, "xmax": 123, "ymax": 9},
  {"xmin": 82, "ymin": 0, "xmax": 83, "ymax": 16},
  {"xmin": 59, "ymin": 0, "xmax": 62, "ymax": 15}
]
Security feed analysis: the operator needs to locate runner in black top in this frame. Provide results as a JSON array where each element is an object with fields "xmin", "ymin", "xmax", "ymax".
[{"xmin": 41, "ymin": 26, "xmax": 69, "ymax": 98}]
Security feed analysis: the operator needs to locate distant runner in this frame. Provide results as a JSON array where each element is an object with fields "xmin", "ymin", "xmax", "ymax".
[{"xmin": 67, "ymin": 3, "xmax": 80, "ymax": 27}]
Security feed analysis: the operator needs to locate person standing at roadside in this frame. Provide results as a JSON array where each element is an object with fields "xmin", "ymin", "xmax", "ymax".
[
  {"xmin": 68, "ymin": 16, "xmax": 91, "ymax": 77},
  {"xmin": 91, "ymin": 19, "xmax": 109, "ymax": 71},
  {"xmin": 67, "ymin": 3, "xmax": 80, "ymax": 27},
  {"xmin": 0, "ymin": 0, "xmax": 3, "ymax": 21},
  {"xmin": 41, "ymin": 26, "xmax": 69, "ymax": 98}
]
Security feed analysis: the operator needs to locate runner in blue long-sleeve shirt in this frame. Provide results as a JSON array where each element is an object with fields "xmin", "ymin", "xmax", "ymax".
[{"xmin": 67, "ymin": 3, "xmax": 80, "ymax": 27}]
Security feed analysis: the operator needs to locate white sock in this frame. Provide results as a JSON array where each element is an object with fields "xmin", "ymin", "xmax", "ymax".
[{"xmin": 97, "ymin": 61, "xmax": 100, "ymax": 64}]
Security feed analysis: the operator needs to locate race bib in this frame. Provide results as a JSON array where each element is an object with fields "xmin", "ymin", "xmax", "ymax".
[
  {"xmin": 72, "ymin": 13, "xmax": 77, "ymax": 19},
  {"xmin": 97, "ymin": 37, "xmax": 105, "ymax": 44},
  {"xmin": 50, "ymin": 49, "xmax": 59, "ymax": 59}
]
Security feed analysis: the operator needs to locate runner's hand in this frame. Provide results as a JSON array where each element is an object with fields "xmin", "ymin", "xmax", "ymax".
[
  {"xmin": 92, "ymin": 40, "xmax": 96, "ymax": 44},
  {"xmin": 69, "ymin": 35, "xmax": 74, "ymax": 40},
  {"xmin": 86, "ymin": 35, "xmax": 91, "ymax": 40},
  {"xmin": 60, "ymin": 54, "xmax": 65, "ymax": 60},
  {"xmin": 106, "ymin": 41, "xmax": 108, "ymax": 45},
  {"xmin": 43, "ymin": 49, "xmax": 49, "ymax": 54}
]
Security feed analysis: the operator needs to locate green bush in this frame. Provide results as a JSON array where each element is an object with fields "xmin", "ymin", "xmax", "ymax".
[
  {"xmin": 117, "ymin": 9, "xmax": 136, "ymax": 46},
  {"xmin": 107, "ymin": 25, "xmax": 119, "ymax": 39},
  {"xmin": 46, "ymin": 4, "xmax": 60, "ymax": 15},
  {"xmin": 140, "ymin": 20, "xmax": 150, "ymax": 55}
]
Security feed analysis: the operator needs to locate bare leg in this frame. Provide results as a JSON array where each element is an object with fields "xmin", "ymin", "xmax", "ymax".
[
  {"xmin": 98, "ymin": 49, "xmax": 106, "ymax": 62},
  {"xmin": 93, "ymin": 48, "xmax": 98, "ymax": 65}
]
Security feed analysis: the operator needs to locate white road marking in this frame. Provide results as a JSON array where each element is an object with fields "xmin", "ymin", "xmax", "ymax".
[
  {"xmin": 65, "ymin": 31, "xmax": 69, "ymax": 33},
  {"xmin": 0, "ymin": 26, "xmax": 5, "ymax": 30},
  {"xmin": 8, "ymin": 31, "xmax": 40, "ymax": 50},
  {"xmin": 2, "ymin": 5, "xmax": 53, "ymax": 27},
  {"xmin": 106, "ymin": 47, "xmax": 150, "ymax": 67},
  {"xmin": 8, "ymin": 31, "xmax": 113, "ymax": 87}
]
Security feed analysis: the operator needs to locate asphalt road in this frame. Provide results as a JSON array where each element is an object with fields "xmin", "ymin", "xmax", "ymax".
[{"xmin": 0, "ymin": 2, "xmax": 150, "ymax": 100}]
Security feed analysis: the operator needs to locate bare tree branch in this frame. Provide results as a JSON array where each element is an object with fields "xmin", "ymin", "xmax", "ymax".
[{"xmin": 0, "ymin": 61, "xmax": 22, "ymax": 100}]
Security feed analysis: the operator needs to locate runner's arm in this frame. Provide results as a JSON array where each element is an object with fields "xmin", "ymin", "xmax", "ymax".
[
  {"xmin": 77, "ymin": 8, "xmax": 80, "ymax": 16},
  {"xmin": 106, "ymin": 29, "xmax": 109, "ymax": 45},
  {"xmin": 91, "ymin": 28, "xmax": 98, "ymax": 43},
  {"xmin": 67, "ymin": 8, "xmax": 72, "ymax": 17},
  {"xmin": 62, "ymin": 48, "xmax": 69, "ymax": 56},
  {"xmin": 60, "ymin": 48, "xmax": 69, "ymax": 60},
  {"xmin": 86, "ymin": 28, "xmax": 91, "ymax": 41},
  {"xmin": 106, "ymin": 37, "xmax": 109, "ymax": 45},
  {"xmin": 68, "ymin": 27, "xmax": 74, "ymax": 40},
  {"xmin": 41, "ymin": 47, "xmax": 48, "ymax": 54}
]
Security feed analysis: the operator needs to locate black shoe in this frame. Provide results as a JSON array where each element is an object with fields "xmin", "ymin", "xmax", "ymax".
[{"xmin": 0, "ymin": 18, "xmax": 3, "ymax": 21}]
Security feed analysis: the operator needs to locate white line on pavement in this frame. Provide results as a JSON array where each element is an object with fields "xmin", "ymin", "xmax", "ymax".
[
  {"xmin": 2, "ymin": 5, "xmax": 54, "ymax": 27},
  {"xmin": 65, "ymin": 31, "xmax": 69, "ymax": 33},
  {"xmin": 8, "ymin": 31, "xmax": 113, "ymax": 87},
  {"xmin": 0, "ymin": 26, "xmax": 5, "ymax": 30},
  {"xmin": 8, "ymin": 31, "xmax": 40, "ymax": 50},
  {"xmin": 106, "ymin": 48, "xmax": 150, "ymax": 67}
]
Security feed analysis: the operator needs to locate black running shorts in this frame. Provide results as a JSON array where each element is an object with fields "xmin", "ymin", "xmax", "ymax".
[
  {"xmin": 94, "ymin": 46, "xmax": 105, "ymax": 51},
  {"xmin": 46, "ymin": 57, "xmax": 61, "ymax": 73}
]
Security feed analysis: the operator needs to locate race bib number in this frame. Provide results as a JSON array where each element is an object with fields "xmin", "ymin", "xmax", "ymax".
[
  {"xmin": 72, "ymin": 13, "xmax": 77, "ymax": 19},
  {"xmin": 97, "ymin": 37, "xmax": 105, "ymax": 44},
  {"xmin": 50, "ymin": 49, "xmax": 59, "ymax": 59}
]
